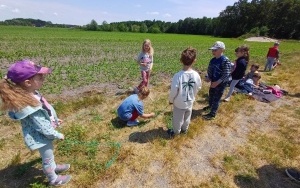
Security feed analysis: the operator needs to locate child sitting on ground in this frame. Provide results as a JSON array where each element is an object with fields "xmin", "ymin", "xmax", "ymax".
[
  {"xmin": 244, "ymin": 63, "xmax": 260, "ymax": 80},
  {"xmin": 117, "ymin": 86, "xmax": 155, "ymax": 126},
  {"xmin": 236, "ymin": 71, "xmax": 261, "ymax": 94}
]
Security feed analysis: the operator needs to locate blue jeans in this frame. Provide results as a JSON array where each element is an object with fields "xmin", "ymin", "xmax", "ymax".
[
  {"xmin": 208, "ymin": 82, "xmax": 227, "ymax": 116},
  {"xmin": 264, "ymin": 57, "xmax": 275, "ymax": 71}
]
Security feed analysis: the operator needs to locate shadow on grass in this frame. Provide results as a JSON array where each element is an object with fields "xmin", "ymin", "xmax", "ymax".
[
  {"xmin": 111, "ymin": 117, "xmax": 151, "ymax": 129},
  {"xmin": 288, "ymin": 93, "xmax": 300, "ymax": 98},
  {"xmin": 0, "ymin": 158, "xmax": 46, "ymax": 188},
  {"xmin": 129, "ymin": 127, "xmax": 169, "ymax": 143},
  {"xmin": 111, "ymin": 117, "xmax": 127, "ymax": 129},
  {"xmin": 191, "ymin": 108, "xmax": 205, "ymax": 120},
  {"xmin": 234, "ymin": 164, "xmax": 299, "ymax": 188}
]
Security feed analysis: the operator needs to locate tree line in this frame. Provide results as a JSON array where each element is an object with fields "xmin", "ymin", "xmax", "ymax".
[
  {"xmin": 1, "ymin": 0, "xmax": 299, "ymax": 39},
  {"xmin": 85, "ymin": 0, "xmax": 300, "ymax": 39},
  {"xmin": 0, "ymin": 18, "xmax": 78, "ymax": 28}
]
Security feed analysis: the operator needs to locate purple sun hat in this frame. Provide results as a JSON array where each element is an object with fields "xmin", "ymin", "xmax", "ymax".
[{"xmin": 7, "ymin": 60, "xmax": 52, "ymax": 83}]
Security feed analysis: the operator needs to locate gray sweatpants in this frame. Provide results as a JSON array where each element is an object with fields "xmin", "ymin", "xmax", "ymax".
[
  {"xmin": 38, "ymin": 142, "xmax": 58, "ymax": 183},
  {"xmin": 172, "ymin": 105, "xmax": 192, "ymax": 134}
]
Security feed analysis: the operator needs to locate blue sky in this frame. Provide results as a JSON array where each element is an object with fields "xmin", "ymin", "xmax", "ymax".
[{"xmin": 0, "ymin": 0, "xmax": 237, "ymax": 25}]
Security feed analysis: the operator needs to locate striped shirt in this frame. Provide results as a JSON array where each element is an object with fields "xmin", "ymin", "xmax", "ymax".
[{"xmin": 207, "ymin": 55, "xmax": 231, "ymax": 83}]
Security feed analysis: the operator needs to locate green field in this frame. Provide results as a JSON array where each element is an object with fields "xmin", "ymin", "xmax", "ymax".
[
  {"xmin": 1, "ymin": 26, "xmax": 298, "ymax": 93},
  {"xmin": 1, "ymin": 26, "xmax": 300, "ymax": 188}
]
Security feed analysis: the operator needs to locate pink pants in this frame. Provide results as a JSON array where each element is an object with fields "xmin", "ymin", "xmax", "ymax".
[{"xmin": 137, "ymin": 71, "xmax": 150, "ymax": 90}]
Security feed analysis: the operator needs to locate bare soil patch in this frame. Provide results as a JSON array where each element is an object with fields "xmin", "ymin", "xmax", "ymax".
[{"xmin": 244, "ymin": 37, "xmax": 279, "ymax": 42}]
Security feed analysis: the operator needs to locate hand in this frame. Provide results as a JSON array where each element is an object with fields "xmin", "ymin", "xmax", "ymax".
[
  {"xmin": 60, "ymin": 134, "xmax": 65, "ymax": 140},
  {"xmin": 210, "ymin": 81, "xmax": 219, "ymax": 88},
  {"xmin": 150, "ymin": 112, "xmax": 155, "ymax": 117},
  {"xmin": 58, "ymin": 119, "xmax": 63, "ymax": 125},
  {"xmin": 204, "ymin": 77, "xmax": 211, "ymax": 82}
]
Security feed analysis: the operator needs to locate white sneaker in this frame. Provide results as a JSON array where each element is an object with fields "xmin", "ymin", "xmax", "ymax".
[
  {"xmin": 224, "ymin": 97, "xmax": 230, "ymax": 102},
  {"xmin": 127, "ymin": 120, "xmax": 139, "ymax": 127}
]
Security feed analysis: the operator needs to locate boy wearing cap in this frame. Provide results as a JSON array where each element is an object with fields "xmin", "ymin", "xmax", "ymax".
[
  {"xmin": 203, "ymin": 41, "xmax": 232, "ymax": 120},
  {"xmin": 264, "ymin": 42, "xmax": 280, "ymax": 71}
]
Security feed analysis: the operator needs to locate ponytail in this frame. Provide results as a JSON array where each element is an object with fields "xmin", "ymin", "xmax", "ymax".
[{"xmin": 0, "ymin": 78, "xmax": 39, "ymax": 112}]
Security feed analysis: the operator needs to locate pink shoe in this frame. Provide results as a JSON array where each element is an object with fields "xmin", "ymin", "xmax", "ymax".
[
  {"xmin": 49, "ymin": 175, "xmax": 72, "ymax": 186},
  {"xmin": 55, "ymin": 164, "xmax": 70, "ymax": 173}
]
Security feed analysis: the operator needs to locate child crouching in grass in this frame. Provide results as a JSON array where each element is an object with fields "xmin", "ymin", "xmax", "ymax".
[
  {"xmin": 167, "ymin": 47, "xmax": 202, "ymax": 137},
  {"xmin": 117, "ymin": 86, "xmax": 155, "ymax": 126}
]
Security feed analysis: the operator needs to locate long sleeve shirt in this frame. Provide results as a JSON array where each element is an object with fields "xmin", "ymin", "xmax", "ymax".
[
  {"xmin": 207, "ymin": 55, "xmax": 231, "ymax": 83},
  {"xmin": 169, "ymin": 69, "xmax": 201, "ymax": 109},
  {"xmin": 231, "ymin": 57, "xmax": 247, "ymax": 80}
]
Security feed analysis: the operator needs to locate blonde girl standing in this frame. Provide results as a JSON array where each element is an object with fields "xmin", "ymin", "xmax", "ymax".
[{"xmin": 135, "ymin": 39, "xmax": 154, "ymax": 93}]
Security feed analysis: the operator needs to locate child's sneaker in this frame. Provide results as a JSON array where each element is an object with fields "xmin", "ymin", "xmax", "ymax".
[
  {"xmin": 180, "ymin": 129, "xmax": 187, "ymax": 134},
  {"xmin": 167, "ymin": 128, "xmax": 175, "ymax": 138},
  {"xmin": 50, "ymin": 175, "xmax": 72, "ymax": 186},
  {"xmin": 55, "ymin": 164, "xmax": 70, "ymax": 173},
  {"xmin": 202, "ymin": 113, "xmax": 215, "ymax": 120},
  {"xmin": 224, "ymin": 97, "xmax": 230, "ymax": 102},
  {"xmin": 286, "ymin": 168, "xmax": 300, "ymax": 183},
  {"xmin": 127, "ymin": 120, "xmax": 139, "ymax": 127}
]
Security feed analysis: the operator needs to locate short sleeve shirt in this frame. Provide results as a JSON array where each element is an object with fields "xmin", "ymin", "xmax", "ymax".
[{"xmin": 117, "ymin": 94, "xmax": 144, "ymax": 121}]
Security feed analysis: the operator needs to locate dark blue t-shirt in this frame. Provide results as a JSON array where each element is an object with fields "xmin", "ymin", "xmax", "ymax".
[{"xmin": 117, "ymin": 94, "xmax": 144, "ymax": 121}]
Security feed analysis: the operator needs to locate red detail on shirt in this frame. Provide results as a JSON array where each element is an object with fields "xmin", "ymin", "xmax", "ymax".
[{"xmin": 267, "ymin": 47, "xmax": 279, "ymax": 58}]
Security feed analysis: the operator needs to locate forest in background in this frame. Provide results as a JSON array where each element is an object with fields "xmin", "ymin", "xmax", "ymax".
[{"xmin": 1, "ymin": 0, "xmax": 299, "ymax": 39}]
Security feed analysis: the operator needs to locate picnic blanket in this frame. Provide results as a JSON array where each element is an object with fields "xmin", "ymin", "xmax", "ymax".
[
  {"xmin": 251, "ymin": 83, "xmax": 288, "ymax": 103},
  {"xmin": 235, "ymin": 81, "xmax": 288, "ymax": 103}
]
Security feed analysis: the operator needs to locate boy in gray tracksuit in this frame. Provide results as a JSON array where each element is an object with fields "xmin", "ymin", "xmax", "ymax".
[{"xmin": 168, "ymin": 47, "xmax": 202, "ymax": 137}]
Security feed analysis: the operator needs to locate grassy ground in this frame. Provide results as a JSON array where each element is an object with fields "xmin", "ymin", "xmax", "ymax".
[{"xmin": 0, "ymin": 26, "xmax": 300, "ymax": 187}]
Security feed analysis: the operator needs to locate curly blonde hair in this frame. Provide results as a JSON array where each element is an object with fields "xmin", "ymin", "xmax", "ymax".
[{"xmin": 0, "ymin": 79, "xmax": 39, "ymax": 111}]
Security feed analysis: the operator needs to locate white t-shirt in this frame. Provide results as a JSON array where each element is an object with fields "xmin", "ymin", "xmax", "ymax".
[{"xmin": 169, "ymin": 69, "xmax": 202, "ymax": 109}]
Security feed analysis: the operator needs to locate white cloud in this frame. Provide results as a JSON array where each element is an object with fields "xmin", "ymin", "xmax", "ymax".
[
  {"xmin": 0, "ymin": 4, "xmax": 8, "ymax": 9},
  {"xmin": 12, "ymin": 8, "xmax": 19, "ymax": 13},
  {"xmin": 163, "ymin": 13, "xmax": 172, "ymax": 17},
  {"xmin": 53, "ymin": 12, "xmax": 58, "ymax": 16},
  {"xmin": 134, "ymin": 4, "xmax": 141, "ymax": 8},
  {"xmin": 102, "ymin": 11, "xmax": 108, "ymax": 15},
  {"xmin": 147, "ymin": 12, "xmax": 159, "ymax": 15}
]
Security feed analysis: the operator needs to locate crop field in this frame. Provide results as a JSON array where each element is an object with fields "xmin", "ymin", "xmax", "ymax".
[
  {"xmin": 1, "ymin": 26, "xmax": 298, "ymax": 94},
  {"xmin": 0, "ymin": 26, "xmax": 300, "ymax": 188}
]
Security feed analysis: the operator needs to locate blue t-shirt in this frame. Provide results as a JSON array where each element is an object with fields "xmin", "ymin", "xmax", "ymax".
[{"xmin": 117, "ymin": 94, "xmax": 144, "ymax": 121}]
